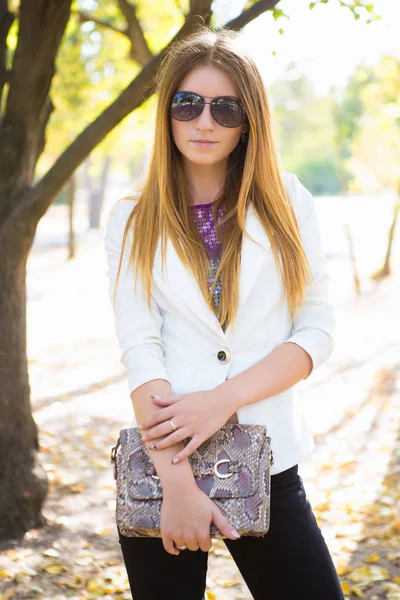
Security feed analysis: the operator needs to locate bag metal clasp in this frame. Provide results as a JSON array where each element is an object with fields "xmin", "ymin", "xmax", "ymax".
[
  {"xmin": 110, "ymin": 438, "xmax": 121, "ymax": 480},
  {"xmin": 214, "ymin": 458, "xmax": 234, "ymax": 479}
]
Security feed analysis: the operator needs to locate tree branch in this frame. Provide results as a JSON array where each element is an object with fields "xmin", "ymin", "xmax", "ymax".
[
  {"xmin": 75, "ymin": 3, "xmax": 153, "ymax": 66},
  {"xmin": 75, "ymin": 9, "xmax": 127, "ymax": 37},
  {"xmin": 0, "ymin": 0, "xmax": 71, "ymax": 189},
  {"xmin": 117, "ymin": 0, "xmax": 153, "ymax": 65},
  {"xmin": 219, "ymin": 0, "xmax": 280, "ymax": 30},
  {"xmin": 2, "ymin": 0, "xmax": 278, "ymax": 232}
]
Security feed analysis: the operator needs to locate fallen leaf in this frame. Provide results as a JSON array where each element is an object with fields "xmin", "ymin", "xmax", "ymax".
[
  {"xmin": 0, "ymin": 570, "xmax": 11, "ymax": 578},
  {"xmin": 341, "ymin": 581, "xmax": 351, "ymax": 596},
  {"xmin": 348, "ymin": 565, "xmax": 389, "ymax": 584},
  {"xmin": 337, "ymin": 565, "xmax": 353, "ymax": 576},
  {"xmin": 42, "ymin": 548, "xmax": 60, "ymax": 558},
  {"xmin": 42, "ymin": 564, "xmax": 65, "ymax": 574},
  {"xmin": 364, "ymin": 554, "xmax": 381, "ymax": 563},
  {"xmin": 86, "ymin": 577, "xmax": 106, "ymax": 595},
  {"xmin": 383, "ymin": 582, "xmax": 400, "ymax": 600}
]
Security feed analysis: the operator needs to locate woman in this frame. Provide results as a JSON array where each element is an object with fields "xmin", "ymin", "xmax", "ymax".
[{"xmin": 104, "ymin": 26, "xmax": 344, "ymax": 600}]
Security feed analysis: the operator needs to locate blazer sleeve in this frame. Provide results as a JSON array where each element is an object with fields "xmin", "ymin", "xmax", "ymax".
[
  {"xmin": 104, "ymin": 199, "xmax": 171, "ymax": 395},
  {"xmin": 282, "ymin": 173, "xmax": 336, "ymax": 376}
]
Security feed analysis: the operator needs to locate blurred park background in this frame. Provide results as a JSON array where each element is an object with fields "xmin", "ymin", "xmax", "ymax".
[{"xmin": 0, "ymin": 0, "xmax": 399, "ymax": 599}]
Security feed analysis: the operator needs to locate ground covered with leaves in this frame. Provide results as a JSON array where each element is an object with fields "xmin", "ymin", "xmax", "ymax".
[{"xmin": 1, "ymin": 208, "xmax": 399, "ymax": 599}]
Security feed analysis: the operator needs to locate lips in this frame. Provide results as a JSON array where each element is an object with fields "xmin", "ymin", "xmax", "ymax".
[{"xmin": 191, "ymin": 140, "xmax": 216, "ymax": 147}]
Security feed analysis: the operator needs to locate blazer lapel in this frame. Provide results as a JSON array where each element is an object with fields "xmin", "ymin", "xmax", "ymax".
[{"xmin": 153, "ymin": 203, "xmax": 272, "ymax": 338}]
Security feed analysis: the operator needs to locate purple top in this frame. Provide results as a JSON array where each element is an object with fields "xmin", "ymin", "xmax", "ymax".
[
  {"xmin": 188, "ymin": 201, "xmax": 226, "ymax": 259},
  {"xmin": 189, "ymin": 201, "xmax": 226, "ymax": 329}
]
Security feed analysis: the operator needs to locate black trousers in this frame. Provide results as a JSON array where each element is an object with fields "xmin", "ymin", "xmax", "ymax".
[{"xmin": 118, "ymin": 464, "xmax": 344, "ymax": 600}]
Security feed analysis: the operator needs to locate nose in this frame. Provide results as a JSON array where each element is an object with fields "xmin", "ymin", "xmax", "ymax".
[{"xmin": 195, "ymin": 102, "xmax": 215, "ymax": 129}]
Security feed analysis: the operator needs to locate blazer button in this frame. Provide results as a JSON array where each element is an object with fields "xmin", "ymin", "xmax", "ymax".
[{"xmin": 217, "ymin": 349, "xmax": 230, "ymax": 363}]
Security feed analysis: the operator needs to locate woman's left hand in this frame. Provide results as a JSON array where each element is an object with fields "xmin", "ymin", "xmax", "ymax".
[{"xmin": 138, "ymin": 390, "xmax": 238, "ymax": 464}]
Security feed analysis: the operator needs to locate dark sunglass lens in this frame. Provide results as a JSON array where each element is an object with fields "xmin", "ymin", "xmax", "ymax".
[
  {"xmin": 170, "ymin": 92, "xmax": 203, "ymax": 121},
  {"xmin": 213, "ymin": 98, "xmax": 244, "ymax": 127}
]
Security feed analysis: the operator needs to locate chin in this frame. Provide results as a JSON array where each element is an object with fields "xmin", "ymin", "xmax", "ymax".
[
  {"xmin": 184, "ymin": 153, "xmax": 221, "ymax": 166},
  {"xmin": 189, "ymin": 148, "xmax": 231, "ymax": 164}
]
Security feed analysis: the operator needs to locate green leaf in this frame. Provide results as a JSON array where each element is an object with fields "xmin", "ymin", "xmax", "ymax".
[{"xmin": 272, "ymin": 8, "xmax": 284, "ymax": 20}]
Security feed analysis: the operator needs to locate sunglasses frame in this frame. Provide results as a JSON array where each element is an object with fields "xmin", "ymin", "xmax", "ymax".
[{"xmin": 170, "ymin": 91, "xmax": 246, "ymax": 128}]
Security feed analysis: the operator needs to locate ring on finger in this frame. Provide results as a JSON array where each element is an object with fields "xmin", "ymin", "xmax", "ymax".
[{"xmin": 174, "ymin": 543, "xmax": 187, "ymax": 550}]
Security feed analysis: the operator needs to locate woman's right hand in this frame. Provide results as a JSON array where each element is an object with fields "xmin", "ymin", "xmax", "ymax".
[{"xmin": 160, "ymin": 483, "xmax": 241, "ymax": 555}]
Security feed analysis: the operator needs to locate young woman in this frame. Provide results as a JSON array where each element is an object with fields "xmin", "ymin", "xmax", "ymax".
[{"xmin": 104, "ymin": 26, "xmax": 344, "ymax": 600}]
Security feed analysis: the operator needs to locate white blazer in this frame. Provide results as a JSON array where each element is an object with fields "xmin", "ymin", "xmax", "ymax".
[{"xmin": 104, "ymin": 172, "xmax": 335, "ymax": 475}]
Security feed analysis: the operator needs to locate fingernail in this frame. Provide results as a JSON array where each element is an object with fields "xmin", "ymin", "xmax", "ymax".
[
  {"xmin": 151, "ymin": 395, "xmax": 162, "ymax": 399},
  {"xmin": 172, "ymin": 457, "xmax": 179, "ymax": 464},
  {"xmin": 231, "ymin": 529, "xmax": 241, "ymax": 538},
  {"xmin": 149, "ymin": 443, "xmax": 156, "ymax": 450}
]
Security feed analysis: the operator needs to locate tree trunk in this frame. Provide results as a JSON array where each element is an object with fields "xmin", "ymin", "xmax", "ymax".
[
  {"xmin": 88, "ymin": 155, "xmax": 111, "ymax": 230},
  {"xmin": 370, "ymin": 199, "xmax": 400, "ymax": 282},
  {"xmin": 381, "ymin": 200, "xmax": 399, "ymax": 275},
  {"xmin": 0, "ymin": 218, "xmax": 48, "ymax": 540},
  {"xmin": 68, "ymin": 173, "xmax": 76, "ymax": 260},
  {"xmin": 83, "ymin": 156, "xmax": 92, "ymax": 195},
  {"xmin": 344, "ymin": 223, "xmax": 361, "ymax": 295}
]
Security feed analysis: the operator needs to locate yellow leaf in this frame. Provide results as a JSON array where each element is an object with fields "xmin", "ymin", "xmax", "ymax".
[
  {"xmin": 43, "ymin": 564, "xmax": 64, "ymax": 574},
  {"xmin": 341, "ymin": 581, "xmax": 351, "ymax": 595},
  {"xmin": 383, "ymin": 582, "xmax": 400, "ymax": 599},
  {"xmin": 63, "ymin": 580, "xmax": 80, "ymax": 589},
  {"xmin": 86, "ymin": 578, "xmax": 106, "ymax": 595},
  {"xmin": 94, "ymin": 527, "xmax": 112, "ymax": 537},
  {"xmin": 67, "ymin": 482, "xmax": 85, "ymax": 493},
  {"xmin": 315, "ymin": 501, "xmax": 331, "ymax": 511},
  {"xmin": 390, "ymin": 520, "xmax": 400, "ymax": 534},
  {"xmin": 393, "ymin": 577, "xmax": 400, "ymax": 585},
  {"xmin": 348, "ymin": 565, "xmax": 389, "ymax": 584},
  {"xmin": 206, "ymin": 593, "xmax": 216, "ymax": 600},
  {"xmin": 0, "ymin": 570, "xmax": 11, "ymax": 578},
  {"xmin": 351, "ymin": 586, "xmax": 365, "ymax": 598},
  {"xmin": 364, "ymin": 554, "xmax": 380, "ymax": 563},
  {"xmin": 337, "ymin": 565, "xmax": 352, "ymax": 576}
]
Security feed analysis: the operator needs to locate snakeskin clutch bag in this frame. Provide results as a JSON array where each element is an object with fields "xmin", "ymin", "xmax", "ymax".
[{"xmin": 111, "ymin": 423, "xmax": 274, "ymax": 539}]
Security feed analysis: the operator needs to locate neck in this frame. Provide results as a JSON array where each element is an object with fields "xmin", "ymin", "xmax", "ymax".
[{"xmin": 183, "ymin": 157, "xmax": 227, "ymax": 206}]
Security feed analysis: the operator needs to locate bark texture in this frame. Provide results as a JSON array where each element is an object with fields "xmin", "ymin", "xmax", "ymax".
[
  {"xmin": 0, "ymin": 0, "xmax": 72, "ymax": 541},
  {"xmin": 0, "ymin": 215, "xmax": 48, "ymax": 540}
]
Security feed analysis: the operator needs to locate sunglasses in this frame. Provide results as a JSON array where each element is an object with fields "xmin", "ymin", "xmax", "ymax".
[{"xmin": 170, "ymin": 91, "xmax": 246, "ymax": 128}]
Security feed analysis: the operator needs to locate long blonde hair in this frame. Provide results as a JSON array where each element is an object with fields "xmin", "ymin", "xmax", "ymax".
[{"xmin": 115, "ymin": 26, "xmax": 312, "ymax": 329}]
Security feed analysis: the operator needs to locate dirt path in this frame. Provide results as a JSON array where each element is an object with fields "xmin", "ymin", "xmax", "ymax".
[{"xmin": 0, "ymin": 215, "xmax": 399, "ymax": 599}]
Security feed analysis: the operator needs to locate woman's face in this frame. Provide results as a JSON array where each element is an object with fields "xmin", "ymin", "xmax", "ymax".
[{"xmin": 170, "ymin": 65, "xmax": 248, "ymax": 166}]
